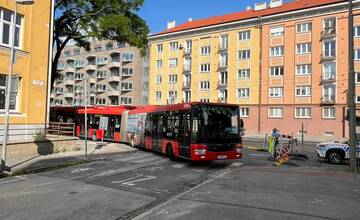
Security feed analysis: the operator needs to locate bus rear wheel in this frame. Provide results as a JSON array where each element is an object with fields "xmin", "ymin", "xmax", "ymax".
[{"xmin": 167, "ymin": 144, "xmax": 176, "ymax": 161}]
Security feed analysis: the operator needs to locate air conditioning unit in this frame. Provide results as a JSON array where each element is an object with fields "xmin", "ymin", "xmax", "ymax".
[
  {"xmin": 254, "ymin": 2, "xmax": 267, "ymax": 11},
  {"xmin": 269, "ymin": 0, "xmax": 282, "ymax": 8}
]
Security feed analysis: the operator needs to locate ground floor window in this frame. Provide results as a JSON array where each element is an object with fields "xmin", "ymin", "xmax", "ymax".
[
  {"xmin": 0, "ymin": 74, "xmax": 19, "ymax": 111},
  {"xmin": 268, "ymin": 107, "xmax": 283, "ymax": 118},
  {"xmin": 323, "ymin": 107, "xmax": 336, "ymax": 119},
  {"xmin": 295, "ymin": 107, "xmax": 311, "ymax": 118},
  {"xmin": 240, "ymin": 107, "xmax": 249, "ymax": 117}
]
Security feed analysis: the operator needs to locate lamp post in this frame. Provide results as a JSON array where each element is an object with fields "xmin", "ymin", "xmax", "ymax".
[{"xmin": 1, "ymin": 0, "xmax": 34, "ymax": 172}]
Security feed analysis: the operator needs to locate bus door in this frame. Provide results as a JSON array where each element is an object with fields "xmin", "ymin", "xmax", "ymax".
[
  {"xmin": 178, "ymin": 111, "xmax": 191, "ymax": 158},
  {"xmin": 152, "ymin": 114, "xmax": 164, "ymax": 152},
  {"xmin": 106, "ymin": 116, "xmax": 116, "ymax": 140}
]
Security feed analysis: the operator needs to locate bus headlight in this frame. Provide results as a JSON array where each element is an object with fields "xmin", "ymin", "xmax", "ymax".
[{"xmin": 194, "ymin": 149, "xmax": 206, "ymax": 155}]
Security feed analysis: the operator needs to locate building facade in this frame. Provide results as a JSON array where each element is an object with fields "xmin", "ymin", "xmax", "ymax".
[
  {"xmin": 0, "ymin": 0, "xmax": 52, "ymax": 141},
  {"xmin": 51, "ymin": 41, "xmax": 148, "ymax": 107},
  {"xmin": 148, "ymin": 0, "xmax": 360, "ymax": 138}
]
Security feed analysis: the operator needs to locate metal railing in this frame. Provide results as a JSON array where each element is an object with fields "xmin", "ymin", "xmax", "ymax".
[{"xmin": 46, "ymin": 122, "xmax": 75, "ymax": 137}]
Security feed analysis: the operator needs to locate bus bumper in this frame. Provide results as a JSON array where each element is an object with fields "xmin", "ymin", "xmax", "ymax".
[{"xmin": 190, "ymin": 144, "xmax": 242, "ymax": 161}]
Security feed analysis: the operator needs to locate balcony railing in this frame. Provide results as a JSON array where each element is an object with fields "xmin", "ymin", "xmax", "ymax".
[
  {"xmin": 218, "ymin": 62, "xmax": 228, "ymax": 69},
  {"xmin": 64, "ymin": 79, "xmax": 74, "ymax": 85},
  {"xmin": 86, "ymin": 64, "xmax": 96, "ymax": 71},
  {"xmin": 321, "ymin": 28, "xmax": 336, "ymax": 39},
  {"xmin": 321, "ymin": 95, "xmax": 336, "ymax": 105},
  {"xmin": 109, "ymin": 61, "xmax": 121, "ymax": 68},
  {"xmin": 217, "ymin": 81, "xmax": 228, "ymax": 88},
  {"xmin": 320, "ymin": 75, "xmax": 336, "ymax": 84},
  {"xmin": 108, "ymin": 75, "xmax": 121, "ymax": 82},
  {"xmin": 320, "ymin": 53, "xmax": 336, "ymax": 62},
  {"xmin": 182, "ymin": 82, "xmax": 191, "ymax": 90},
  {"xmin": 183, "ymin": 65, "xmax": 191, "ymax": 72},
  {"xmin": 184, "ymin": 48, "xmax": 192, "ymax": 56},
  {"xmin": 218, "ymin": 44, "xmax": 228, "ymax": 52}
]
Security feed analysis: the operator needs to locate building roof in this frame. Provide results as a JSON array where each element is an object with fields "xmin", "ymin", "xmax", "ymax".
[{"xmin": 151, "ymin": 0, "xmax": 345, "ymax": 37}]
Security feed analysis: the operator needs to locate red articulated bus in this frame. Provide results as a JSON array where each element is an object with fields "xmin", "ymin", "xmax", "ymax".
[
  {"xmin": 122, "ymin": 102, "xmax": 243, "ymax": 161},
  {"xmin": 76, "ymin": 106, "xmax": 136, "ymax": 141}
]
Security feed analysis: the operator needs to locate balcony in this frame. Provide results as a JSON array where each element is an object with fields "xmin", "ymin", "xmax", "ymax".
[
  {"xmin": 88, "ymin": 77, "xmax": 96, "ymax": 84},
  {"xmin": 108, "ymin": 90, "xmax": 120, "ymax": 97},
  {"xmin": 321, "ymin": 28, "xmax": 336, "ymax": 39},
  {"xmin": 320, "ymin": 53, "xmax": 336, "ymax": 62},
  {"xmin": 109, "ymin": 61, "xmax": 121, "ymax": 68},
  {"xmin": 183, "ymin": 48, "xmax": 192, "ymax": 56},
  {"xmin": 120, "ymin": 86, "xmax": 132, "ymax": 92},
  {"xmin": 218, "ymin": 62, "xmax": 228, "ymax": 70},
  {"xmin": 108, "ymin": 75, "xmax": 121, "ymax": 82},
  {"xmin": 96, "ymin": 88, "xmax": 106, "ymax": 93},
  {"xmin": 64, "ymin": 79, "xmax": 74, "ymax": 85},
  {"xmin": 182, "ymin": 82, "xmax": 191, "ymax": 90},
  {"xmin": 64, "ymin": 92, "xmax": 74, "ymax": 98},
  {"xmin": 320, "ymin": 75, "xmax": 336, "ymax": 84},
  {"xmin": 218, "ymin": 44, "xmax": 228, "ymax": 52},
  {"xmin": 64, "ymin": 66, "xmax": 75, "ymax": 73},
  {"xmin": 54, "ymin": 90, "xmax": 63, "ymax": 95},
  {"xmin": 183, "ymin": 65, "xmax": 191, "ymax": 73},
  {"xmin": 321, "ymin": 95, "xmax": 336, "ymax": 105},
  {"xmin": 96, "ymin": 74, "xmax": 107, "ymax": 80},
  {"xmin": 86, "ymin": 64, "xmax": 96, "ymax": 71},
  {"xmin": 217, "ymin": 81, "xmax": 228, "ymax": 89},
  {"xmin": 87, "ymin": 54, "xmax": 96, "ymax": 59}
]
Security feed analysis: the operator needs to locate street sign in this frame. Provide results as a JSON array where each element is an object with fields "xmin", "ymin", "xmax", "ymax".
[{"xmin": 99, "ymin": 117, "xmax": 108, "ymax": 131}]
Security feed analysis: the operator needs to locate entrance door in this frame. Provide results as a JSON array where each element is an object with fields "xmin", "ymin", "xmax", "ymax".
[{"xmin": 178, "ymin": 111, "xmax": 191, "ymax": 158}]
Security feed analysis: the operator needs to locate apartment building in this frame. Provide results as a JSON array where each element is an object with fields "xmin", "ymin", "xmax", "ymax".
[
  {"xmin": 0, "ymin": 1, "xmax": 52, "ymax": 141},
  {"xmin": 148, "ymin": 0, "xmax": 359, "ymax": 138},
  {"xmin": 51, "ymin": 41, "xmax": 148, "ymax": 107}
]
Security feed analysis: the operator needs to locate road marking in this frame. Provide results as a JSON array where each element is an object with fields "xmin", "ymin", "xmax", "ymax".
[
  {"xmin": 0, "ymin": 176, "xmax": 26, "ymax": 185},
  {"xmin": 114, "ymin": 153, "xmax": 150, "ymax": 162},
  {"xmin": 122, "ymin": 175, "xmax": 157, "ymax": 186},
  {"xmin": 171, "ymin": 164, "xmax": 185, "ymax": 169},
  {"xmin": 308, "ymin": 199, "xmax": 325, "ymax": 204},
  {"xmin": 71, "ymin": 168, "xmax": 91, "ymax": 174},
  {"xmin": 30, "ymin": 181, "xmax": 57, "ymax": 187},
  {"xmin": 191, "ymin": 169, "xmax": 203, "ymax": 172},
  {"xmin": 191, "ymin": 190, "xmax": 211, "ymax": 197},
  {"xmin": 147, "ymin": 166, "xmax": 164, "ymax": 171},
  {"xmin": 155, "ymin": 209, "xmax": 168, "ymax": 216},
  {"xmin": 249, "ymin": 153, "xmax": 269, "ymax": 158},
  {"xmin": 153, "ymin": 188, "xmax": 170, "ymax": 194},
  {"xmin": 230, "ymin": 162, "xmax": 244, "ymax": 167},
  {"xmin": 87, "ymin": 170, "xmax": 115, "ymax": 179},
  {"xmin": 354, "ymin": 189, "xmax": 360, "ymax": 194},
  {"xmin": 112, "ymin": 174, "xmax": 144, "ymax": 184}
]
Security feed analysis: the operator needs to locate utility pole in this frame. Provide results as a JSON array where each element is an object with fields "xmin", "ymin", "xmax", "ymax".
[
  {"xmin": 84, "ymin": 78, "xmax": 88, "ymax": 159},
  {"xmin": 348, "ymin": 0, "xmax": 358, "ymax": 172}
]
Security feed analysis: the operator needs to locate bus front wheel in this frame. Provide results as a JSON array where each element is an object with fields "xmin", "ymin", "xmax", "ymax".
[{"xmin": 166, "ymin": 144, "xmax": 176, "ymax": 161}]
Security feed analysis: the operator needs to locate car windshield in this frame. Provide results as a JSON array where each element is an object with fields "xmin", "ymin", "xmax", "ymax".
[{"xmin": 191, "ymin": 105, "xmax": 240, "ymax": 143}]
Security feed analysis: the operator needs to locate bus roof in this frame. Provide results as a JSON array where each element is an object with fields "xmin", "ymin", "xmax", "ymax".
[
  {"xmin": 77, "ymin": 106, "xmax": 136, "ymax": 115},
  {"xmin": 128, "ymin": 102, "xmax": 238, "ymax": 114}
]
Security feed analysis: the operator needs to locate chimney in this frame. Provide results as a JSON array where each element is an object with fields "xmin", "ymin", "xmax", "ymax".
[
  {"xmin": 167, "ymin": 20, "xmax": 176, "ymax": 30},
  {"xmin": 269, "ymin": 0, "xmax": 283, "ymax": 8},
  {"xmin": 246, "ymin": 6, "xmax": 252, "ymax": 11},
  {"xmin": 254, "ymin": 2, "xmax": 267, "ymax": 11},
  {"xmin": 188, "ymin": 17, "xmax": 193, "ymax": 22}
]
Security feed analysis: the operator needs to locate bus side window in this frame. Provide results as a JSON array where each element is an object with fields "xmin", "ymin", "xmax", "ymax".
[{"xmin": 145, "ymin": 114, "xmax": 153, "ymax": 135}]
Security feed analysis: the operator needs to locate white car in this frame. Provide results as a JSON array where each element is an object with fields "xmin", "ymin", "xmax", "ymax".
[{"xmin": 316, "ymin": 141, "xmax": 360, "ymax": 165}]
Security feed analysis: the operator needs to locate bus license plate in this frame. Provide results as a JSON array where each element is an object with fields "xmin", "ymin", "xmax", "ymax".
[{"xmin": 217, "ymin": 155, "xmax": 227, "ymax": 160}]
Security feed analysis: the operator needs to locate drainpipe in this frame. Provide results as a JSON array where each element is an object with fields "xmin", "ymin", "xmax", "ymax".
[
  {"xmin": 257, "ymin": 16, "xmax": 263, "ymax": 134},
  {"xmin": 46, "ymin": 0, "xmax": 55, "ymax": 124}
]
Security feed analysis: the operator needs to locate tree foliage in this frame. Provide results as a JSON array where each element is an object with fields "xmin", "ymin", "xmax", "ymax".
[{"xmin": 52, "ymin": 0, "xmax": 149, "ymax": 90}]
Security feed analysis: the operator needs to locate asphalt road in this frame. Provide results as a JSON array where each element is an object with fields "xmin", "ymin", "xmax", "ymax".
[{"xmin": 0, "ymin": 142, "xmax": 359, "ymax": 220}]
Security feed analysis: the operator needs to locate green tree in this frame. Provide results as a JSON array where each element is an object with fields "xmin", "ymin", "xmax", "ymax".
[{"xmin": 52, "ymin": 0, "xmax": 149, "ymax": 90}]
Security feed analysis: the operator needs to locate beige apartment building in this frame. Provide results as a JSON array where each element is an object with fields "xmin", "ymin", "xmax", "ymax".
[{"xmin": 50, "ymin": 41, "xmax": 148, "ymax": 107}]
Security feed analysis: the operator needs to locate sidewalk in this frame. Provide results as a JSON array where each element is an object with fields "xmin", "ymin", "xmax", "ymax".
[
  {"xmin": 5, "ymin": 140, "xmax": 137, "ymax": 176},
  {"xmin": 243, "ymin": 132, "xmax": 348, "ymax": 143}
]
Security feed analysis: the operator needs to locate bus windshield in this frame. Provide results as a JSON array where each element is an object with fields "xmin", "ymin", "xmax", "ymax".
[{"xmin": 192, "ymin": 105, "xmax": 240, "ymax": 144}]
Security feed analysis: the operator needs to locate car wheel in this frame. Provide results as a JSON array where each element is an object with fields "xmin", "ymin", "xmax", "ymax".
[{"xmin": 328, "ymin": 152, "xmax": 342, "ymax": 165}]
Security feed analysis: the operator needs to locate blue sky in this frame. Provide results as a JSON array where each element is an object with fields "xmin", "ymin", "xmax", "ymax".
[{"xmin": 139, "ymin": 0, "xmax": 292, "ymax": 34}]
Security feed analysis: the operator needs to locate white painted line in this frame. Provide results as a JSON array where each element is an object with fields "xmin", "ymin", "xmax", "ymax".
[
  {"xmin": 122, "ymin": 175, "xmax": 157, "ymax": 186},
  {"xmin": 30, "ymin": 181, "xmax": 57, "ymax": 187},
  {"xmin": 0, "ymin": 176, "xmax": 26, "ymax": 185},
  {"xmin": 87, "ymin": 170, "xmax": 115, "ymax": 179},
  {"xmin": 171, "ymin": 164, "xmax": 185, "ymax": 169},
  {"xmin": 250, "ymin": 153, "xmax": 269, "ymax": 157},
  {"xmin": 71, "ymin": 168, "xmax": 91, "ymax": 174},
  {"xmin": 112, "ymin": 174, "xmax": 144, "ymax": 184},
  {"xmin": 114, "ymin": 153, "xmax": 150, "ymax": 162},
  {"xmin": 230, "ymin": 162, "xmax": 244, "ymax": 167}
]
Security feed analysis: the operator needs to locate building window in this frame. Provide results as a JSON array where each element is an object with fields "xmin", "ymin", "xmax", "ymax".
[
  {"xmin": 0, "ymin": 8, "xmax": 23, "ymax": 48},
  {"xmin": 270, "ymin": 26, "xmax": 284, "ymax": 37},
  {"xmin": 183, "ymin": 91, "xmax": 191, "ymax": 102},
  {"xmin": 270, "ymin": 46, "xmax": 284, "ymax": 57},
  {"xmin": 0, "ymin": 74, "xmax": 19, "ymax": 111},
  {"xmin": 219, "ymin": 89, "xmax": 227, "ymax": 101},
  {"xmin": 121, "ymin": 82, "xmax": 133, "ymax": 91},
  {"xmin": 238, "ymin": 30, "xmax": 251, "ymax": 40},
  {"xmin": 120, "ymin": 97, "xmax": 132, "ymax": 105},
  {"xmin": 240, "ymin": 107, "xmax": 249, "ymax": 117},
  {"xmin": 295, "ymin": 107, "xmax": 311, "ymax": 118},
  {"xmin": 122, "ymin": 53, "xmax": 134, "ymax": 61},
  {"xmin": 200, "ymin": 81, "xmax": 210, "ymax": 90},
  {"xmin": 324, "ymin": 40, "xmax": 336, "ymax": 57},
  {"xmin": 200, "ymin": 46, "xmax": 211, "ymax": 55},
  {"xmin": 168, "ymin": 74, "xmax": 178, "ymax": 83},
  {"xmin": 94, "ymin": 45, "xmax": 102, "ymax": 52},
  {"xmin": 74, "ymin": 49, "xmax": 80, "ymax": 56},
  {"xmin": 96, "ymin": 57, "xmax": 108, "ymax": 65},
  {"xmin": 64, "ymin": 50, "xmax": 71, "ymax": 57},
  {"xmin": 354, "ymin": 26, "xmax": 360, "ymax": 37},
  {"xmin": 238, "ymin": 50, "xmax": 250, "ymax": 59},
  {"xmin": 169, "ymin": 58, "xmax": 178, "ymax": 67},
  {"xmin": 296, "ymin": 64, "xmax": 312, "ymax": 75},
  {"xmin": 105, "ymin": 43, "xmax": 113, "ymax": 50},
  {"xmin": 156, "ymin": 91, "xmax": 161, "ymax": 99},
  {"xmin": 354, "ymin": 49, "xmax": 360, "ymax": 60},
  {"xmin": 200, "ymin": 63, "xmax": 210, "ymax": 72},
  {"xmin": 238, "ymin": 69, "xmax": 250, "ymax": 79},
  {"xmin": 296, "ymin": 22, "xmax": 312, "ymax": 33},
  {"xmin": 323, "ymin": 62, "xmax": 336, "ymax": 79},
  {"xmin": 200, "ymin": 99, "xmax": 210, "ymax": 102},
  {"xmin": 157, "ymin": 44, "xmax": 163, "ymax": 52},
  {"xmin": 168, "ymin": 91, "xmax": 177, "ymax": 104},
  {"xmin": 156, "ymin": 60, "xmax": 162, "ymax": 68},
  {"xmin": 117, "ymin": 42, "xmax": 126, "ymax": 48},
  {"xmin": 296, "ymin": 43, "xmax": 312, "ymax": 54},
  {"xmin": 219, "ymin": 35, "xmax": 228, "ymax": 49},
  {"xmin": 323, "ymin": 107, "xmax": 336, "ymax": 119},
  {"xmin": 185, "ymin": 40, "xmax": 192, "ymax": 53},
  {"xmin": 356, "ymin": 96, "xmax": 360, "ymax": 103},
  {"xmin": 356, "ymin": 73, "xmax": 360, "ymax": 83},
  {"xmin": 237, "ymin": 88, "xmax": 250, "ymax": 98},
  {"xmin": 155, "ymin": 75, "xmax": 162, "ymax": 84},
  {"xmin": 95, "ymin": 98, "xmax": 106, "ymax": 105},
  {"xmin": 268, "ymin": 107, "xmax": 283, "ymax": 118},
  {"xmin": 169, "ymin": 42, "xmax": 179, "ymax": 50},
  {"xmin": 270, "ymin": 66, "xmax": 284, "ymax": 77},
  {"xmin": 219, "ymin": 71, "xmax": 228, "ymax": 85},
  {"xmin": 269, "ymin": 87, "xmax": 283, "ymax": 97},
  {"xmin": 296, "ymin": 86, "xmax": 311, "ymax": 97},
  {"xmin": 121, "ymin": 68, "xmax": 133, "ymax": 76},
  {"xmin": 324, "ymin": 17, "xmax": 336, "ymax": 30}
]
